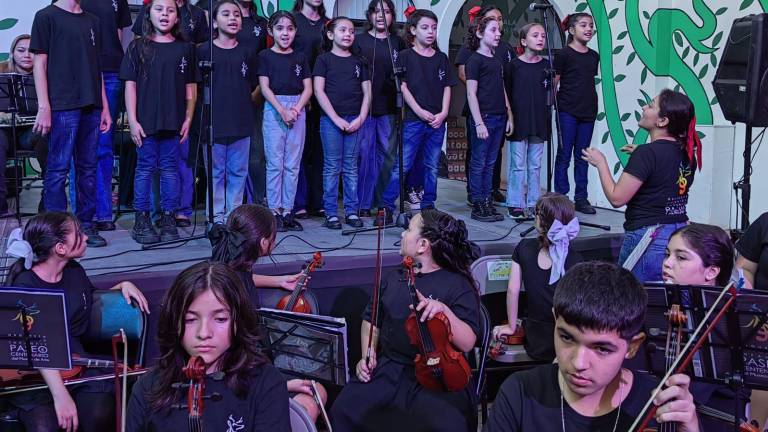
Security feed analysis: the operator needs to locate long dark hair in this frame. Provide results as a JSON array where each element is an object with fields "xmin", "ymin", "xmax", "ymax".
[
  {"xmin": 136, "ymin": 0, "xmax": 183, "ymax": 77},
  {"xmin": 403, "ymin": 9, "xmax": 438, "ymax": 49},
  {"xmin": 562, "ymin": 12, "xmax": 593, "ymax": 44},
  {"xmin": 148, "ymin": 261, "xmax": 268, "ymax": 411},
  {"xmin": 209, "ymin": 204, "xmax": 277, "ymax": 272},
  {"xmin": 292, "ymin": 0, "xmax": 327, "ymax": 20},
  {"xmin": 670, "ymin": 224, "xmax": 734, "ymax": 286},
  {"xmin": 419, "ymin": 209, "xmax": 479, "ymax": 289},
  {"xmin": 6, "ymin": 212, "xmax": 81, "ymax": 285},
  {"xmin": 466, "ymin": 16, "xmax": 498, "ymax": 52},
  {"xmin": 657, "ymin": 89, "xmax": 696, "ymax": 140},
  {"xmin": 534, "ymin": 192, "xmax": 575, "ymax": 249},
  {"xmin": 364, "ymin": 0, "xmax": 396, "ymax": 33},
  {"xmin": 321, "ymin": 16, "xmax": 354, "ymax": 53},
  {"xmin": 212, "ymin": 0, "xmax": 243, "ymax": 40}
]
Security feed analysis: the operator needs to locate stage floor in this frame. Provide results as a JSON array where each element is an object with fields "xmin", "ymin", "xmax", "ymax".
[{"xmin": 0, "ymin": 178, "xmax": 627, "ymax": 278}]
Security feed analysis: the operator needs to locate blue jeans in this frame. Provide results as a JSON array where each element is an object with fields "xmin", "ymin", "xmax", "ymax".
[
  {"xmin": 381, "ymin": 120, "xmax": 444, "ymax": 210},
  {"xmin": 555, "ymin": 111, "xmax": 595, "ymax": 201},
  {"xmin": 468, "ymin": 114, "xmax": 505, "ymax": 202},
  {"xmin": 321, "ymin": 115, "xmax": 360, "ymax": 217},
  {"xmin": 263, "ymin": 95, "xmax": 306, "ymax": 212},
  {"xmin": 134, "ymin": 134, "xmax": 180, "ymax": 212},
  {"xmin": 204, "ymin": 137, "xmax": 250, "ymax": 223},
  {"xmin": 506, "ymin": 139, "xmax": 544, "ymax": 208},
  {"xmin": 45, "ymin": 107, "xmax": 100, "ymax": 227},
  {"xmin": 357, "ymin": 115, "xmax": 393, "ymax": 210},
  {"xmin": 618, "ymin": 222, "xmax": 688, "ymax": 284}
]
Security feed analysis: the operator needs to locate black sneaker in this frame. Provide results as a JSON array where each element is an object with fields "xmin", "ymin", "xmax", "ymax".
[
  {"xmin": 95, "ymin": 221, "xmax": 116, "ymax": 231},
  {"xmin": 283, "ymin": 213, "xmax": 303, "ymax": 231},
  {"xmin": 507, "ymin": 207, "xmax": 526, "ymax": 219},
  {"xmin": 374, "ymin": 209, "xmax": 394, "ymax": 227},
  {"xmin": 486, "ymin": 198, "xmax": 504, "ymax": 221},
  {"xmin": 174, "ymin": 216, "xmax": 192, "ymax": 228},
  {"xmin": 323, "ymin": 216, "xmax": 342, "ymax": 230},
  {"xmin": 492, "ymin": 189, "xmax": 506, "ymax": 204},
  {"xmin": 275, "ymin": 214, "xmax": 287, "ymax": 232},
  {"xmin": 131, "ymin": 211, "xmax": 160, "ymax": 244},
  {"xmin": 345, "ymin": 214, "xmax": 364, "ymax": 228},
  {"xmin": 84, "ymin": 226, "xmax": 107, "ymax": 247},
  {"xmin": 158, "ymin": 211, "xmax": 180, "ymax": 242},
  {"xmin": 575, "ymin": 199, "xmax": 597, "ymax": 215},
  {"xmin": 358, "ymin": 209, "xmax": 372, "ymax": 218},
  {"xmin": 471, "ymin": 201, "xmax": 496, "ymax": 222}
]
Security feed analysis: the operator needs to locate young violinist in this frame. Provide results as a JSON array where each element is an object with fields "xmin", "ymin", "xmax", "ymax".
[
  {"xmin": 126, "ymin": 261, "xmax": 291, "ymax": 431},
  {"xmin": 331, "ymin": 208, "xmax": 481, "ymax": 432},
  {"xmin": 662, "ymin": 223, "xmax": 735, "ymax": 287},
  {"xmin": 3, "ymin": 212, "xmax": 149, "ymax": 432},
  {"xmin": 485, "ymin": 261, "xmax": 700, "ymax": 431}
]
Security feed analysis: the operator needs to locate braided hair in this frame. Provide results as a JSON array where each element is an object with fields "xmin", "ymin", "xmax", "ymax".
[{"xmin": 419, "ymin": 209, "xmax": 479, "ymax": 290}]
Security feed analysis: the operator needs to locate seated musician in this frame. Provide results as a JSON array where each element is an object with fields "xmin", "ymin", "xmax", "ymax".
[
  {"xmin": 3, "ymin": 212, "xmax": 149, "ymax": 431},
  {"xmin": 492, "ymin": 192, "xmax": 582, "ymax": 362},
  {"xmin": 208, "ymin": 203, "xmax": 328, "ymax": 422},
  {"xmin": 663, "ymin": 223, "xmax": 735, "ymax": 287},
  {"xmin": 126, "ymin": 261, "xmax": 290, "ymax": 431},
  {"xmin": 331, "ymin": 209, "xmax": 481, "ymax": 432},
  {"xmin": 485, "ymin": 261, "xmax": 700, "ymax": 431}
]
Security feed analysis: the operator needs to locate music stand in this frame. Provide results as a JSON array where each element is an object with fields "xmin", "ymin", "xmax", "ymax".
[
  {"xmin": 258, "ymin": 308, "xmax": 349, "ymax": 386},
  {"xmin": 0, "ymin": 287, "xmax": 71, "ymax": 371},
  {"xmin": 0, "ymin": 73, "xmax": 38, "ymax": 222}
]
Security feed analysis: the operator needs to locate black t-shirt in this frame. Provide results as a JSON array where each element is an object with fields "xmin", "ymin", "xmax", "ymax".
[
  {"xmin": 465, "ymin": 52, "xmax": 506, "ymax": 115},
  {"xmin": 352, "ymin": 32, "xmax": 405, "ymax": 116},
  {"xmin": 11, "ymin": 261, "xmax": 95, "ymax": 355},
  {"xmin": 455, "ymin": 41, "xmax": 515, "ymax": 115},
  {"xmin": 81, "ymin": 0, "xmax": 132, "ymax": 72},
  {"xmin": 397, "ymin": 48, "xmax": 457, "ymax": 122},
  {"xmin": 736, "ymin": 212, "xmax": 768, "ymax": 291},
  {"xmin": 126, "ymin": 365, "xmax": 291, "ymax": 431},
  {"xmin": 313, "ymin": 52, "xmax": 370, "ymax": 117},
  {"xmin": 30, "ymin": 5, "xmax": 103, "ymax": 111},
  {"xmin": 257, "ymin": 49, "xmax": 310, "ymax": 96},
  {"xmin": 363, "ymin": 268, "xmax": 480, "ymax": 365},
  {"xmin": 622, "ymin": 139, "xmax": 694, "ymax": 231},
  {"xmin": 197, "ymin": 43, "xmax": 258, "ymax": 140},
  {"xmin": 131, "ymin": 2, "xmax": 209, "ymax": 44},
  {"xmin": 120, "ymin": 39, "xmax": 197, "ymax": 135},
  {"xmin": 513, "ymin": 239, "xmax": 581, "ymax": 361},
  {"xmin": 509, "ymin": 57, "xmax": 550, "ymax": 141},
  {"xmin": 554, "ymin": 46, "xmax": 600, "ymax": 120},
  {"xmin": 484, "ymin": 364, "xmax": 660, "ymax": 431},
  {"xmin": 238, "ymin": 14, "xmax": 269, "ymax": 54},
  {"xmin": 293, "ymin": 13, "xmax": 329, "ymax": 68}
]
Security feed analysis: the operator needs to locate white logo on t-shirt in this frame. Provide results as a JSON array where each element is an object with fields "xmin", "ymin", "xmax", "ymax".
[
  {"xmin": 355, "ymin": 64, "xmax": 360, "ymax": 78},
  {"xmin": 188, "ymin": 19, "xmax": 196, "ymax": 31},
  {"xmin": 112, "ymin": 0, "xmax": 118, "ymax": 12},
  {"xmin": 393, "ymin": 49, "xmax": 398, "ymax": 62},
  {"xmin": 179, "ymin": 56, "xmax": 188, "ymax": 73},
  {"xmin": 254, "ymin": 26, "xmax": 262, "ymax": 37},
  {"xmin": 507, "ymin": 51, "xmax": 512, "ymax": 63},
  {"xmin": 226, "ymin": 415, "xmax": 245, "ymax": 432},
  {"xmin": 241, "ymin": 61, "xmax": 248, "ymax": 78},
  {"xmin": 294, "ymin": 64, "xmax": 302, "ymax": 77},
  {"xmin": 90, "ymin": 28, "xmax": 96, "ymax": 46},
  {"xmin": 438, "ymin": 68, "xmax": 445, "ymax": 81}
]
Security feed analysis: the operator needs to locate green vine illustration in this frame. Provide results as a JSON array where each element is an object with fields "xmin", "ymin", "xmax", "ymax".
[{"xmin": 0, "ymin": 18, "xmax": 19, "ymax": 62}]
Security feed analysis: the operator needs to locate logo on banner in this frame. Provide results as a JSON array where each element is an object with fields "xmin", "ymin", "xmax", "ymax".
[{"xmin": 12, "ymin": 301, "xmax": 39, "ymax": 331}]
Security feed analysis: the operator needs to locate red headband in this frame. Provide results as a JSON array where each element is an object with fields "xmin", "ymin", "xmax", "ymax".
[
  {"xmin": 560, "ymin": 14, "xmax": 571, "ymax": 32},
  {"xmin": 468, "ymin": 6, "xmax": 481, "ymax": 24},
  {"xmin": 686, "ymin": 116, "xmax": 703, "ymax": 171},
  {"xmin": 404, "ymin": 5, "xmax": 416, "ymax": 19},
  {"xmin": 515, "ymin": 45, "xmax": 525, "ymax": 55}
]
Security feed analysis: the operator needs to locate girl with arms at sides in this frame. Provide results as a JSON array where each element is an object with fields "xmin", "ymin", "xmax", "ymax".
[
  {"xmin": 259, "ymin": 11, "xmax": 312, "ymax": 232},
  {"xmin": 126, "ymin": 261, "xmax": 290, "ymax": 431},
  {"xmin": 554, "ymin": 13, "xmax": 600, "ymax": 215},
  {"xmin": 466, "ymin": 16, "xmax": 514, "ymax": 223},
  {"xmin": 197, "ymin": 0, "xmax": 259, "ymax": 224},
  {"xmin": 492, "ymin": 193, "xmax": 581, "ymax": 362},
  {"xmin": 455, "ymin": 5, "xmax": 515, "ymax": 205},
  {"xmin": 378, "ymin": 9, "xmax": 457, "ymax": 226},
  {"xmin": 121, "ymin": 0, "xmax": 197, "ymax": 245},
  {"xmin": 4, "ymin": 212, "xmax": 149, "ymax": 432},
  {"xmin": 506, "ymin": 23, "xmax": 550, "ymax": 219},
  {"xmin": 582, "ymin": 89, "xmax": 700, "ymax": 283},
  {"xmin": 314, "ymin": 17, "xmax": 371, "ymax": 230},
  {"xmin": 132, "ymin": 0, "xmax": 208, "ymax": 44},
  {"xmin": 331, "ymin": 209, "xmax": 481, "ymax": 432}
]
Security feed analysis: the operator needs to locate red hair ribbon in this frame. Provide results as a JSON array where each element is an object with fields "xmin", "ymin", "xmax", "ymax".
[
  {"xmin": 404, "ymin": 5, "xmax": 417, "ymax": 19},
  {"xmin": 686, "ymin": 116, "xmax": 703, "ymax": 171},
  {"xmin": 468, "ymin": 6, "xmax": 481, "ymax": 24},
  {"xmin": 515, "ymin": 45, "xmax": 525, "ymax": 55},
  {"xmin": 561, "ymin": 14, "xmax": 571, "ymax": 32},
  {"xmin": 143, "ymin": 0, "xmax": 150, "ymax": 4}
]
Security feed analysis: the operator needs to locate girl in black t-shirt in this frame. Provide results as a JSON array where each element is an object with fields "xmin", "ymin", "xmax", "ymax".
[
  {"xmin": 492, "ymin": 193, "xmax": 580, "ymax": 361},
  {"xmin": 314, "ymin": 17, "xmax": 371, "ymax": 229},
  {"xmin": 466, "ymin": 16, "xmax": 513, "ymax": 223},
  {"xmin": 582, "ymin": 89, "xmax": 700, "ymax": 283},
  {"xmin": 126, "ymin": 261, "xmax": 290, "ymax": 431},
  {"xmin": 330, "ymin": 209, "xmax": 481, "ymax": 432},
  {"xmin": 4, "ymin": 212, "xmax": 149, "ymax": 432},
  {"xmin": 259, "ymin": 11, "xmax": 313, "ymax": 232},
  {"xmin": 553, "ymin": 13, "xmax": 600, "ymax": 215},
  {"xmin": 131, "ymin": 0, "xmax": 209, "ymax": 44},
  {"xmin": 121, "ymin": 0, "xmax": 197, "ymax": 245}
]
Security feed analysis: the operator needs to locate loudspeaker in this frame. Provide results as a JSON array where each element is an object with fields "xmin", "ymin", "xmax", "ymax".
[{"xmin": 712, "ymin": 13, "xmax": 768, "ymax": 127}]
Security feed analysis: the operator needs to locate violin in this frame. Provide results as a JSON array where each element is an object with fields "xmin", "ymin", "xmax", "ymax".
[
  {"xmin": 402, "ymin": 256, "xmax": 472, "ymax": 392},
  {"xmin": 180, "ymin": 357, "xmax": 207, "ymax": 432},
  {"xmin": 488, "ymin": 327, "xmax": 525, "ymax": 360},
  {"xmin": 276, "ymin": 252, "xmax": 322, "ymax": 313}
]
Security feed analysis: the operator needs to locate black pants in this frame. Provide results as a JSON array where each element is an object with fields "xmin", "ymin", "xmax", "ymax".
[{"xmin": 294, "ymin": 103, "xmax": 324, "ymax": 212}]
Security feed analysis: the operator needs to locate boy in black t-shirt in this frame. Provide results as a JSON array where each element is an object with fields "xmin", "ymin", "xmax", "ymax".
[
  {"xmin": 485, "ymin": 261, "xmax": 700, "ymax": 432},
  {"xmin": 31, "ymin": 0, "xmax": 112, "ymax": 248}
]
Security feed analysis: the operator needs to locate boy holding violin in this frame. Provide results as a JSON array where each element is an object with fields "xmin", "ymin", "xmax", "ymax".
[{"xmin": 485, "ymin": 261, "xmax": 700, "ymax": 432}]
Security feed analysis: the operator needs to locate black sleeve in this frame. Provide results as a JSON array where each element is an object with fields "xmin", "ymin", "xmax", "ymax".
[
  {"xmin": 185, "ymin": 43, "xmax": 197, "ymax": 84},
  {"xmin": 131, "ymin": 6, "xmax": 146, "ymax": 36},
  {"xmin": 256, "ymin": 50, "xmax": 268, "ymax": 77},
  {"xmin": 511, "ymin": 240, "xmax": 523, "ymax": 264},
  {"xmin": 449, "ymin": 280, "xmax": 481, "ymax": 343},
  {"xmin": 360, "ymin": 59, "xmax": 370, "ymax": 82},
  {"xmin": 117, "ymin": 0, "xmax": 132, "ymax": 28},
  {"xmin": 251, "ymin": 365, "xmax": 291, "ymax": 432},
  {"xmin": 553, "ymin": 49, "xmax": 565, "ymax": 75},
  {"xmin": 396, "ymin": 50, "xmax": 408, "ymax": 84},
  {"xmin": 443, "ymin": 53, "xmax": 458, "ymax": 87},
  {"xmin": 623, "ymin": 144, "xmax": 653, "ymax": 182},
  {"xmin": 29, "ymin": 10, "xmax": 51, "ymax": 54},
  {"xmin": 454, "ymin": 45, "xmax": 472, "ymax": 66},
  {"xmin": 119, "ymin": 41, "xmax": 139, "ymax": 82},
  {"xmin": 312, "ymin": 54, "xmax": 328, "ymax": 77},
  {"xmin": 125, "ymin": 372, "xmax": 151, "ymax": 432},
  {"xmin": 248, "ymin": 49, "xmax": 260, "ymax": 88},
  {"xmin": 362, "ymin": 274, "xmax": 389, "ymax": 322},
  {"xmin": 464, "ymin": 54, "xmax": 481, "ymax": 81},
  {"xmin": 737, "ymin": 212, "xmax": 768, "ymax": 262},
  {"xmin": 483, "ymin": 375, "xmax": 523, "ymax": 431},
  {"xmin": 298, "ymin": 54, "xmax": 311, "ymax": 80}
]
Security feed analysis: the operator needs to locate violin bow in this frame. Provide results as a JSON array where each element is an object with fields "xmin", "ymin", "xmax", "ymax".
[
  {"xmin": 365, "ymin": 209, "xmax": 386, "ymax": 367},
  {"xmin": 311, "ymin": 380, "xmax": 332, "ymax": 432},
  {"xmin": 111, "ymin": 329, "xmax": 129, "ymax": 432},
  {"xmin": 629, "ymin": 281, "xmax": 738, "ymax": 431}
]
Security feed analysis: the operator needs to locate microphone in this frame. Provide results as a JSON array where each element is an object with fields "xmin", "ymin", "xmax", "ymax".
[{"xmin": 528, "ymin": 3, "xmax": 554, "ymax": 10}]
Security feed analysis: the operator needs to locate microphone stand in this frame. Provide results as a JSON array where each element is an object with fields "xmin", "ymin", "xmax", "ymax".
[{"xmin": 537, "ymin": 5, "xmax": 564, "ymax": 192}]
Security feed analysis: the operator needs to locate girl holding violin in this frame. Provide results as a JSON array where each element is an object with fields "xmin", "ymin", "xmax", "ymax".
[
  {"xmin": 3, "ymin": 212, "xmax": 149, "ymax": 432},
  {"xmin": 331, "ymin": 209, "xmax": 481, "ymax": 432},
  {"xmin": 486, "ymin": 261, "xmax": 700, "ymax": 431},
  {"xmin": 126, "ymin": 261, "xmax": 290, "ymax": 431}
]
